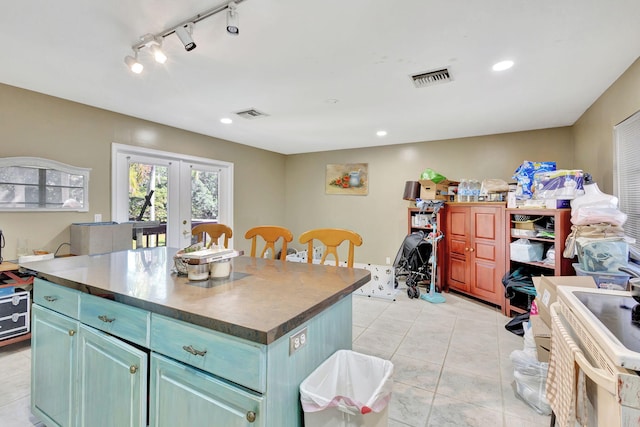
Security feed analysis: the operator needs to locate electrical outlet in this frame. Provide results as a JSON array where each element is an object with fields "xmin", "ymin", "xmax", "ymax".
[
  {"xmin": 94, "ymin": 213, "xmax": 102, "ymax": 222},
  {"xmin": 289, "ymin": 327, "xmax": 308, "ymax": 355},
  {"xmin": 385, "ymin": 256, "xmax": 391, "ymax": 264}
]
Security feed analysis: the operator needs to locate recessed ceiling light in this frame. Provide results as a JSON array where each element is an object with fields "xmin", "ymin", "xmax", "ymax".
[
  {"xmin": 492, "ymin": 60, "xmax": 514, "ymax": 71},
  {"xmin": 376, "ymin": 130, "xmax": 387, "ymax": 137},
  {"xmin": 220, "ymin": 118, "xmax": 233, "ymax": 124}
]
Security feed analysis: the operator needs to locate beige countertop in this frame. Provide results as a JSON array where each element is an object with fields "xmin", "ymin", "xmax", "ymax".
[{"xmin": 21, "ymin": 247, "xmax": 371, "ymax": 345}]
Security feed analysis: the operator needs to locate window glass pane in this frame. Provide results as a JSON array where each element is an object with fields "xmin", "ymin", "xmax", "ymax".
[
  {"xmin": 191, "ymin": 169, "xmax": 219, "ymax": 221},
  {"xmin": 128, "ymin": 162, "xmax": 168, "ymax": 222}
]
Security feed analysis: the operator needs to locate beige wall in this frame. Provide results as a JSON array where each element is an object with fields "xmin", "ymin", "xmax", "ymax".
[
  {"xmin": 0, "ymin": 83, "xmax": 286, "ymax": 259},
  {"xmin": 284, "ymin": 128, "xmax": 574, "ymax": 264},
  {"xmin": 573, "ymin": 57, "xmax": 640, "ymax": 193},
  {"xmin": 1, "ymin": 56, "xmax": 637, "ymax": 264}
]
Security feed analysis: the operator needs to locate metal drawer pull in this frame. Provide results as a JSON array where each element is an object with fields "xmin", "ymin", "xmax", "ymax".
[
  {"xmin": 69, "ymin": 329, "xmax": 76, "ymax": 336},
  {"xmin": 246, "ymin": 411, "xmax": 256, "ymax": 423},
  {"xmin": 44, "ymin": 296, "xmax": 58, "ymax": 302},
  {"xmin": 98, "ymin": 315, "xmax": 115, "ymax": 323},
  {"xmin": 182, "ymin": 345, "xmax": 207, "ymax": 357},
  {"xmin": 130, "ymin": 365, "xmax": 138, "ymax": 374}
]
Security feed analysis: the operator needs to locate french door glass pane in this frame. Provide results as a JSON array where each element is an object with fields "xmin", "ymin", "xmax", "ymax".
[
  {"xmin": 129, "ymin": 162, "xmax": 168, "ymax": 247},
  {"xmin": 191, "ymin": 168, "xmax": 219, "ymax": 222}
]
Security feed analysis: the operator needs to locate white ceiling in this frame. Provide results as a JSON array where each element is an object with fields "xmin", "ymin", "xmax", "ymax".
[{"xmin": 1, "ymin": 1, "xmax": 639, "ymax": 155}]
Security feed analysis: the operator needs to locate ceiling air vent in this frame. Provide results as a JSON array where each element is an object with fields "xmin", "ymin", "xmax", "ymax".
[
  {"xmin": 235, "ymin": 109, "xmax": 269, "ymax": 119},
  {"xmin": 410, "ymin": 68, "xmax": 452, "ymax": 88}
]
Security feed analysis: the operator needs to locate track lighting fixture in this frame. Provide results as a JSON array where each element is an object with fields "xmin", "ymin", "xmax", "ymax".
[
  {"xmin": 226, "ymin": 2, "xmax": 239, "ymax": 35},
  {"xmin": 124, "ymin": 53, "xmax": 143, "ymax": 74},
  {"xmin": 124, "ymin": 0, "xmax": 247, "ymax": 74},
  {"xmin": 149, "ymin": 40, "xmax": 167, "ymax": 64},
  {"xmin": 175, "ymin": 23, "xmax": 196, "ymax": 51}
]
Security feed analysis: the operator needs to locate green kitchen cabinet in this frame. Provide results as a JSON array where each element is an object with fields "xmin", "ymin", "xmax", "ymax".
[
  {"xmin": 76, "ymin": 324, "xmax": 147, "ymax": 427},
  {"xmin": 31, "ymin": 304, "xmax": 78, "ymax": 427},
  {"xmin": 150, "ymin": 353, "xmax": 264, "ymax": 426}
]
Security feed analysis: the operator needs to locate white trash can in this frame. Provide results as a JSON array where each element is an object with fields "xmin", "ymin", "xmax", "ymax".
[{"xmin": 300, "ymin": 350, "xmax": 394, "ymax": 427}]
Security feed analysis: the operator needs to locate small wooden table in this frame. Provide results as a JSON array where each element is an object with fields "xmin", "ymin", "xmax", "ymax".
[{"xmin": 0, "ymin": 261, "xmax": 32, "ymax": 347}]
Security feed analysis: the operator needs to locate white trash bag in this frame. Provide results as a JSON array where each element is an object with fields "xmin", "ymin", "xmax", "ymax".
[
  {"xmin": 510, "ymin": 323, "xmax": 552, "ymax": 415},
  {"xmin": 300, "ymin": 350, "xmax": 394, "ymax": 427}
]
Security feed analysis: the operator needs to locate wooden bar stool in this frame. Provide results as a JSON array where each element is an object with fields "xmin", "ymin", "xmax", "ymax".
[
  {"xmin": 298, "ymin": 228, "xmax": 363, "ymax": 268},
  {"xmin": 191, "ymin": 223, "xmax": 233, "ymax": 248},
  {"xmin": 244, "ymin": 226, "xmax": 293, "ymax": 260}
]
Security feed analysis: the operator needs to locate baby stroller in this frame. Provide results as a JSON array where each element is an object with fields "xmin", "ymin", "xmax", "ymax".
[
  {"xmin": 393, "ymin": 230, "xmax": 434, "ymax": 298},
  {"xmin": 393, "ymin": 200, "xmax": 445, "ymax": 299}
]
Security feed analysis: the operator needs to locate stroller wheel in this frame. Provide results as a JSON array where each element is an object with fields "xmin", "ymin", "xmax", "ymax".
[{"xmin": 407, "ymin": 286, "xmax": 420, "ymax": 299}]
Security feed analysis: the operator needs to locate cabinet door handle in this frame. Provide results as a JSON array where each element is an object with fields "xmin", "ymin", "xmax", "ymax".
[
  {"xmin": 98, "ymin": 315, "xmax": 115, "ymax": 323},
  {"xmin": 44, "ymin": 296, "xmax": 58, "ymax": 302},
  {"xmin": 68, "ymin": 329, "xmax": 76, "ymax": 336},
  {"xmin": 130, "ymin": 365, "xmax": 138, "ymax": 374},
  {"xmin": 469, "ymin": 248, "xmax": 475, "ymax": 252},
  {"xmin": 246, "ymin": 411, "xmax": 256, "ymax": 423},
  {"xmin": 464, "ymin": 247, "xmax": 469, "ymax": 252},
  {"xmin": 182, "ymin": 345, "xmax": 207, "ymax": 357}
]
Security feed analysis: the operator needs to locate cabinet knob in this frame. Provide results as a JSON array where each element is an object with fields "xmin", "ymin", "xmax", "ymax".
[
  {"xmin": 464, "ymin": 247, "xmax": 469, "ymax": 252},
  {"xmin": 469, "ymin": 247, "xmax": 475, "ymax": 252},
  {"xmin": 68, "ymin": 329, "xmax": 76, "ymax": 336},
  {"xmin": 130, "ymin": 365, "xmax": 138, "ymax": 374},
  {"xmin": 246, "ymin": 411, "xmax": 256, "ymax": 423}
]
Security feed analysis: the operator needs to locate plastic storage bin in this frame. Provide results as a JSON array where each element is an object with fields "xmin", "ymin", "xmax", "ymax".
[
  {"xmin": 573, "ymin": 263, "xmax": 630, "ymax": 290},
  {"xmin": 300, "ymin": 350, "xmax": 394, "ymax": 427},
  {"xmin": 576, "ymin": 239, "xmax": 629, "ymax": 273},
  {"xmin": 510, "ymin": 239, "xmax": 544, "ymax": 263}
]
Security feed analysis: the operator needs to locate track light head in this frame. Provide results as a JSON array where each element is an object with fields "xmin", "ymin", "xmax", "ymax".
[
  {"xmin": 175, "ymin": 23, "xmax": 196, "ymax": 51},
  {"xmin": 124, "ymin": 53, "xmax": 143, "ymax": 74},
  {"xmin": 226, "ymin": 2, "xmax": 239, "ymax": 36},
  {"xmin": 149, "ymin": 40, "xmax": 167, "ymax": 64}
]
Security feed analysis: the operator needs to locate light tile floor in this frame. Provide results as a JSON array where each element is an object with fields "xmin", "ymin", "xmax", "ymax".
[{"xmin": 0, "ymin": 286, "xmax": 550, "ymax": 427}]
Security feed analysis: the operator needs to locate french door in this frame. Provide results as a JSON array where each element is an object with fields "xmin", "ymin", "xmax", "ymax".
[{"xmin": 112, "ymin": 143, "xmax": 233, "ymax": 249}]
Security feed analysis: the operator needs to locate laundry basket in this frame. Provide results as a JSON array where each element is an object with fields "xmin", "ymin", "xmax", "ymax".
[{"xmin": 300, "ymin": 350, "xmax": 393, "ymax": 427}]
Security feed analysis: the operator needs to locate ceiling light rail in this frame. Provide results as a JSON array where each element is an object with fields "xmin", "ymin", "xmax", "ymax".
[{"xmin": 124, "ymin": 0, "xmax": 246, "ymax": 74}]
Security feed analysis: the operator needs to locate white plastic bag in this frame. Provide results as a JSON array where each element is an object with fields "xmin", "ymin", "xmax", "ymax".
[
  {"xmin": 571, "ymin": 207, "xmax": 627, "ymax": 226},
  {"xmin": 510, "ymin": 324, "xmax": 552, "ymax": 416},
  {"xmin": 300, "ymin": 350, "xmax": 394, "ymax": 415}
]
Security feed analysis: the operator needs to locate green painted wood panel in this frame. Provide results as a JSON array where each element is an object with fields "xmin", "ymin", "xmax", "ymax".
[
  {"xmin": 77, "ymin": 324, "xmax": 148, "ymax": 427},
  {"xmin": 149, "ymin": 353, "xmax": 265, "ymax": 427},
  {"xmin": 264, "ymin": 295, "xmax": 353, "ymax": 426},
  {"xmin": 31, "ymin": 305, "xmax": 78, "ymax": 427},
  {"xmin": 150, "ymin": 314, "xmax": 266, "ymax": 393},
  {"xmin": 79, "ymin": 292, "xmax": 151, "ymax": 347}
]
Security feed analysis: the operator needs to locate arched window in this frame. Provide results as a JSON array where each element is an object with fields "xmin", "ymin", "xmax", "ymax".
[{"xmin": 0, "ymin": 157, "xmax": 90, "ymax": 211}]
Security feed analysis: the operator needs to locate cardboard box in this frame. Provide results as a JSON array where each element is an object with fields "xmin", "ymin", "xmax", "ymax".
[
  {"xmin": 71, "ymin": 222, "xmax": 133, "ymax": 255},
  {"xmin": 532, "ymin": 275, "xmax": 597, "ymax": 326},
  {"xmin": 418, "ymin": 179, "xmax": 455, "ymax": 201},
  {"xmin": 530, "ymin": 314, "xmax": 551, "ymax": 362},
  {"xmin": 545, "ymin": 199, "xmax": 571, "ymax": 209}
]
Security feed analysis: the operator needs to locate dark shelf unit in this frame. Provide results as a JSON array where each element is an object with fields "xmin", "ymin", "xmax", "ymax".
[{"xmin": 503, "ymin": 208, "xmax": 575, "ymax": 316}]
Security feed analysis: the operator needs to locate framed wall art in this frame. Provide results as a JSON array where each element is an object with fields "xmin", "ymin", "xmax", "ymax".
[{"xmin": 325, "ymin": 163, "xmax": 368, "ymax": 195}]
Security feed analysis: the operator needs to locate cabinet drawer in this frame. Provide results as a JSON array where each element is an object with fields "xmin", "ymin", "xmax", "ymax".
[
  {"xmin": 0, "ymin": 291, "xmax": 29, "ymax": 317},
  {"xmin": 33, "ymin": 278, "xmax": 80, "ymax": 319},
  {"xmin": 80, "ymin": 293, "xmax": 150, "ymax": 347},
  {"xmin": 150, "ymin": 314, "xmax": 266, "ymax": 393},
  {"xmin": 0, "ymin": 312, "xmax": 29, "ymax": 340}
]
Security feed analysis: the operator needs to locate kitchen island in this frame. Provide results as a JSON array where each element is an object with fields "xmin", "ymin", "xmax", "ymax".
[{"xmin": 23, "ymin": 247, "xmax": 370, "ymax": 427}]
